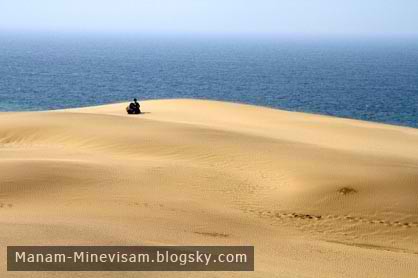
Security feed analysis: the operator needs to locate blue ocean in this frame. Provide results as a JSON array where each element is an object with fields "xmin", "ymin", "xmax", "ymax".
[{"xmin": 0, "ymin": 34, "xmax": 417, "ymax": 128}]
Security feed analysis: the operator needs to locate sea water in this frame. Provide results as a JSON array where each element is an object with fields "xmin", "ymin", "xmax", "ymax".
[{"xmin": 0, "ymin": 33, "xmax": 417, "ymax": 128}]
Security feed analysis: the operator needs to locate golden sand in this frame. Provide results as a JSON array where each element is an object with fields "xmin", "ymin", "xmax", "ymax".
[{"xmin": 1, "ymin": 99, "xmax": 418, "ymax": 277}]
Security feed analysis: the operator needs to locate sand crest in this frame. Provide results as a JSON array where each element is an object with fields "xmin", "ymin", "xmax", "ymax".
[{"xmin": 1, "ymin": 99, "xmax": 418, "ymax": 277}]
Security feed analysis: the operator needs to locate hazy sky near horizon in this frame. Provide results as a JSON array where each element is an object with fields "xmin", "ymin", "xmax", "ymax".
[{"xmin": 0, "ymin": 0, "xmax": 417, "ymax": 36}]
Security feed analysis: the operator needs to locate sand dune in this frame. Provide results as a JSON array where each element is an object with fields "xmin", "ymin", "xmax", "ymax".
[{"xmin": 1, "ymin": 99, "xmax": 418, "ymax": 277}]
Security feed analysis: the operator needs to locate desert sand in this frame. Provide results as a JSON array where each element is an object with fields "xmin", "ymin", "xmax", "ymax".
[{"xmin": 1, "ymin": 99, "xmax": 418, "ymax": 277}]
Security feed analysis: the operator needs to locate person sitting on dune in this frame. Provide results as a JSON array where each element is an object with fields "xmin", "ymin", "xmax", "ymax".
[{"xmin": 126, "ymin": 98, "xmax": 141, "ymax": 114}]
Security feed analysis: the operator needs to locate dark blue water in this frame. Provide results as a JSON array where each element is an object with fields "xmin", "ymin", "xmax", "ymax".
[{"xmin": 1, "ymin": 33, "xmax": 417, "ymax": 128}]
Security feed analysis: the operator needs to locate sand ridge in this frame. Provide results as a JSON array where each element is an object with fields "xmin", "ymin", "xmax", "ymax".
[{"xmin": 1, "ymin": 99, "xmax": 418, "ymax": 277}]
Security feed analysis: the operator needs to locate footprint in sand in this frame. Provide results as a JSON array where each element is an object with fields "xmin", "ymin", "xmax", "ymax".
[
  {"xmin": 194, "ymin": 231, "xmax": 230, "ymax": 238},
  {"xmin": 337, "ymin": 187, "xmax": 358, "ymax": 195},
  {"xmin": 0, "ymin": 203, "xmax": 13, "ymax": 209}
]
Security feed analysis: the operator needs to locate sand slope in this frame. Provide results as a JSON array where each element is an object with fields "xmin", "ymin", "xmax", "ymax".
[{"xmin": 1, "ymin": 99, "xmax": 418, "ymax": 277}]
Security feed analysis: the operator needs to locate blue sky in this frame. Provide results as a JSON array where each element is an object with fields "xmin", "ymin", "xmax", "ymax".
[{"xmin": 0, "ymin": 0, "xmax": 417, "ymax": 36}]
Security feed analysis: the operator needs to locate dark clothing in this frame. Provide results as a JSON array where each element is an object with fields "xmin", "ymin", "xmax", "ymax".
[{"xmin": 127, "ymin": 100, "xmax": 141, "ymax": 114}]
